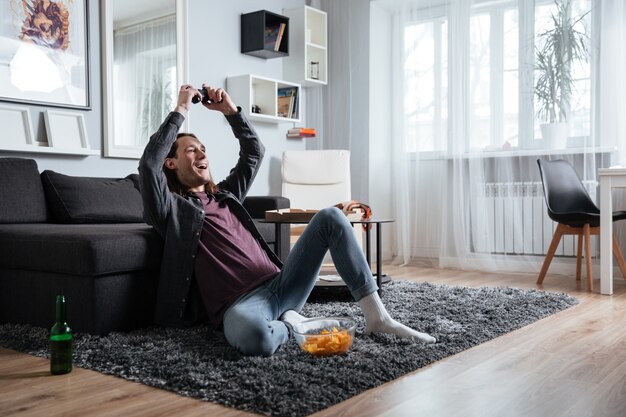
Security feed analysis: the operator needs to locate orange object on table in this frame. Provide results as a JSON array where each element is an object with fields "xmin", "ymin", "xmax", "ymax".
[{"xmin": 334, "ymin": 200, "xmax": 372, "ymax": 230}]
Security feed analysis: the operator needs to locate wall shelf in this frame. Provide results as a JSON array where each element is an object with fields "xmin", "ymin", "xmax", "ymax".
[
  {"xmin": 227, "ymin": 74, "xmax": 300, "ymax": 124},
  {"xmin": 283, "ymin": 6, "xmax": 327, "ymax": 86},
  {"xmin": 241, "ymin": 10, "xmax": 289, "ymax": 59},
  {"xmin": 0, "ymin": 144, "xmax": 99, "ymax": 156}
]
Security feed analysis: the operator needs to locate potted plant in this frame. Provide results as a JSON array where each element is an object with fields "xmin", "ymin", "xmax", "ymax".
[{"xmin": 534, "ymin": 0, "xmax": 589, "ymax": 149}]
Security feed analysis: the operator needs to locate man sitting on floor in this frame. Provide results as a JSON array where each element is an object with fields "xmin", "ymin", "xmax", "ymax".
[{"xmin": 138, "ymin": 83, "xmax": 436, "ymax": 356}]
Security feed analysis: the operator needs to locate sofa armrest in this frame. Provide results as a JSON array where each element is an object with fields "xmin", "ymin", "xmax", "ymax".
[
  {"xmin": 243, "ymin": 196, "xmax": 290, "ymax": 262},
  {"xmin": 243, "ymin": 196, "xmax": 290, "ymax": 219}
]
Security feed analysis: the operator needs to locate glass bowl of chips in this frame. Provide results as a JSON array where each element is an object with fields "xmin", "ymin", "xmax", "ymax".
[{"xmin": 292, "ymin": 317, "xmax": 356, "ymax": 357}]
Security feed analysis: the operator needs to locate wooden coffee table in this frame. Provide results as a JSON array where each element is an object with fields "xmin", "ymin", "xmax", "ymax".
[{"xmin": 262, "ymin": 217, "xmax": 394, "ymax": 292}]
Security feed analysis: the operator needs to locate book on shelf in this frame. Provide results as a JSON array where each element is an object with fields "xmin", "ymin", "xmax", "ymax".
[
  {"xmin": 265, "ymin": 23, "xmax": 286, "ymax": 52},
  {"xmin": 290, "ymin": 88, "xmax": 299, "ymax": 119},
  {"xmin": 274, "ymin": 23, "xmax": 286, "ymax": 51},
  {"xmin": 264, "ymin": 25, "xmax": 281, "ymax": 50},
  {"xmin": 288, "ymin": 127, "xmax": 316, "ymax": 135},
  {"xmin": 287, "ymin": 133, "xmax": 315, "ymax": 138},
  {"xmin": 287, "ymin": 92, "xmax": 295, "ymax": 119},
  {"xmin": 277, "ymin": 96, "xmax": 291, "ymax": 118},
  {"xmin": 286, "ymin": 127, "xmax": 316, "ymax": 138},
  {"xmin": 277, "ymin": 87, "xmax": 298, "ymax": 118}
]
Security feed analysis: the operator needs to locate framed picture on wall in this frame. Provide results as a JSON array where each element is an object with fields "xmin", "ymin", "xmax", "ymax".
[
  {"xmin": 44, "ymin": 109, "xmax": 90, "ymax": 150},
  {"xmin": 0, "ymin": 105, "xmax": 35, "ymax": 148},
  {"xmin": 0, "ymin": 0, "xmax": 91, "ymax": 109}
]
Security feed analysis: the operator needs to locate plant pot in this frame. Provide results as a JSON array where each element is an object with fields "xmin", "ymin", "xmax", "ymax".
[{"xmin": 540, "ymin": 123, "xmax": 568, "ymax": 149}]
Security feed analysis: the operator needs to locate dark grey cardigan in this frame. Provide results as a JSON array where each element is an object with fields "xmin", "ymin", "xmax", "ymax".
[{"xmin": 138, "ymin": 109, "xmax": 282, "ymax": 327}]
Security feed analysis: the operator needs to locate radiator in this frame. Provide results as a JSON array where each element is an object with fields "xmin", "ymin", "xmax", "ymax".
[{"xmin": 473, "ymin": 181, "xmax": 597, "ymax": 256}]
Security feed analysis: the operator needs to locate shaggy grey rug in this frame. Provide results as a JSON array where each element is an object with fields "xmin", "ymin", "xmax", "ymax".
[{"xmin": 0, "ymin": 281, "xmax": 578, "ymax": 417}]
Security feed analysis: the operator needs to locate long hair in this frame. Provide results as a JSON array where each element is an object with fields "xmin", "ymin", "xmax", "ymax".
[{"xmin": 163, "ymin": 133, "xmax": 218, "ymax": 196}]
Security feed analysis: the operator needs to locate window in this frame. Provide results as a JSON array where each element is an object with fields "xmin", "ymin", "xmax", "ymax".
[
  {"xmin": 403, "ymin": 0, "xmax": 592, "ymax": 154},
  {"xmin": 113, "ymin": 16, "xmax": 177, "ymax": 149},
  {"xmin": 469, "ymin": 4, "xmax": 520, "ymax": 150},
  {"xmin": 535, "ymin": 0, "xmax": 591, "ymax": 141},
  {"xmin": 469, "ymin": 11, "xmax": 491, "ymax": 150},
  {"xmin": 503, "ymin": 8, "xmax": 520, "ymax": 146},
  {"xmin": 404, "ymin": 19, "xmax": 447, "ymax": 153}
]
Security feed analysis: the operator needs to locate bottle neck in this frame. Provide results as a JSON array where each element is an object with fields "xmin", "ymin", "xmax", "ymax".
[{"xmin": 55, "ymin": 295, "xmax": 66, "ymax": 323}]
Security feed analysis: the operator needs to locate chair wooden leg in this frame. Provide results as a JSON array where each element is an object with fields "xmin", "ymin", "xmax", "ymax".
[
  {"xmin": 538, "ymin": 224, "xmax": 565, "ymax": 285},
  {"xmin": 576, "ymin": 233, "xmax": 583, "ymax": 281},
  {"xmin": 583, "ymin": 224, "xmax": 593, "ymax": 291},
  {"xmin": 612, "ymin": 234, "xmax": 626, "ymax": 281}
]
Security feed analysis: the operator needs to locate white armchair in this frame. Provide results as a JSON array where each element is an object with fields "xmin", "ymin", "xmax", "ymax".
[
  {"xmin": 281, "ymin": 150, "xmax": 363, "ymax": 261},
  {"xmin": 281, "ymin": 150, "xmax": 351, "ymax": 209}
]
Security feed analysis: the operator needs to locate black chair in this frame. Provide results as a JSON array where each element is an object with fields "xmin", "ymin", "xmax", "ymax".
[{"xmin": 537, "ymin": 159, "xmax": 626, "ymax": 291}]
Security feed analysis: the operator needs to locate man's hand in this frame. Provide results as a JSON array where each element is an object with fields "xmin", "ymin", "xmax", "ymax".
[
  {"xmin": 174, "ymin": 84, "xmax": 201, "ymax": 117},
  {"xmin": 200, "ymin": 84, "xmax": 238, "ymax": 116}
]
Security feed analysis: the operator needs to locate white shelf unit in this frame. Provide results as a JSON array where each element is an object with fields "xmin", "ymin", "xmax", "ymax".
[
  {"xmin": 0, "ymin": 144, "xmax": 99, "ymax": 156},
  {"xmin": 282, "ymin": 6, "xmax": 327, "ymax": 87},
  {"xmin": 227, "ymin": 74, "xmax": 301, "ymax": 123}
]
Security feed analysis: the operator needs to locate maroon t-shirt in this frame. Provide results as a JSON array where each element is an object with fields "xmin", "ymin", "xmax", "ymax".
[{"xmin": 193, "ymin": 192, "xmax": 280, "ymax": 328}]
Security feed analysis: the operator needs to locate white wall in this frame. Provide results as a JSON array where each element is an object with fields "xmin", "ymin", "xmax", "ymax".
[
  {"xmin": 369, "ymin": 1, "xmax": 392, "ymax": 243},
  {"xmin": 369, "ymin": 2, "xmax": 394, "ymax": 259},
  {"xmin": 0, "ymin": 0, "xmax": 309, "ymax": 195},
  {"xmin": 186, "ymin": 0, "xmax": 307, "ymax": 197},
  {"xmin": 347, "ymin": 0, "xmax": 371, "ymax": 203},
  {"xmin": 0, "ymin": 1, "xmax": 139, "ymax": 177}
]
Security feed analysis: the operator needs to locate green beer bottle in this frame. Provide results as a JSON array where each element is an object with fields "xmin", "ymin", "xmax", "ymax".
[{"xmin": 50, "ymin": 295, "xmax": 72, "ymax": 375}]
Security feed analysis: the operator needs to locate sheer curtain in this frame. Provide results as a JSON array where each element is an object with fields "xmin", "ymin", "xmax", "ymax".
[
  {"xmin": 598, "ymin": 0, "xmax": 626, "ymax": 247},
  {"xmin": 386, "ymin": 0, "xmax": 623, "ymax": 273},
  {"xmin": 306, "ymin": 0, "xmax": 354, "ymax": 150},
  {"xmin": 305, "ymin": 0, "xmax": 325, "ymax": 152},
  {"xmin": 113, "ymin": 15, "xmax": 177, "ymax": 149},
  {"xmin": 305, "ymin": 0, "xmax": 373, "ymax": 201},
  {"xmin": 598, "ymin": 0, "xmax": 626, "ymax": 163}
]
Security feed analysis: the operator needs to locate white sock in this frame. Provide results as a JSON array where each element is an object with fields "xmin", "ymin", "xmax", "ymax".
[
  {"xmin": 359, "ymin": 292, "xmax": 436, "ymax": 343},
  {"xmin": 279, "ymin": 310, "xmax": 308, "ymax": 329}
]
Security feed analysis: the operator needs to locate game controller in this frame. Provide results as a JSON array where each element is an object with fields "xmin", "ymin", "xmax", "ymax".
[{"xmin": 192, "ymin": 87, "xmax": 212, "ymax": 104}]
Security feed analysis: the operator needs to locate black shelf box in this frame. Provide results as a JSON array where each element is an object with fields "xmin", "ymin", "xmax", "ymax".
[{"xmin": 241, "ymin": 10, "xmax": 289, "ymax": 59}]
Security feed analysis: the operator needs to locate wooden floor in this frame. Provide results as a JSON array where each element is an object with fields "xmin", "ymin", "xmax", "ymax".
[{"xmin": 2, "ymin": 263, "xmax": 626, "ymax": 417}]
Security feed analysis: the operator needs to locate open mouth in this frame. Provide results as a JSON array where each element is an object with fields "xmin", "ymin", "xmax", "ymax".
[{"xmin": 195, "ymin": 162, "xmax": 208, "ymax": 170}]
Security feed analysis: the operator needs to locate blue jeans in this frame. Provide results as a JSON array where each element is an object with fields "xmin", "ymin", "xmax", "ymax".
[{"xmin": 222, "ymin": 207, "xmax": 378, "ymax": 356}]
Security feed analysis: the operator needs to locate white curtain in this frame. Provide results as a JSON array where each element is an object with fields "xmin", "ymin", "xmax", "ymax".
[
  {"xmin": 598, "ymin": 0, "xmax": 626, "ymax": 163},
  {"xmin": 113, "ymin": 15, "xmax": 177, "ymax": 149},
  {"xmin": 386, "ymin": 0, "xmax": 622, "ymax": 273},
  {"xmin": 305, "ymin": 0, "xmax": 325, "ymax": 151},
  {"xmin": 598, "ymin": 0, "xmax": 626, "ymax": 247},
  {"xmin": 307, "ymin": 0, "xmax": 353, "ymax": 152},
  {"xmin": 306, "ymin": 0, "xmax": 372, "ymax": 201}
]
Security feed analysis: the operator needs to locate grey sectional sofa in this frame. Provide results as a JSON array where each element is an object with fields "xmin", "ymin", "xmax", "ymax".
[{"xmin": 0, "ymin": 157, "xmax": 289, "ymax": 335}]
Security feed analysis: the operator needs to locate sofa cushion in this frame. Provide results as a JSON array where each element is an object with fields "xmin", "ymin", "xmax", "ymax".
[
  {"xmin": 41, "ymin": 170, "xmax": 143, "ymax": 223},
  {"xmin": 0, "ymin": 158, "xmax": 48, "ymax": 223},
  {"xmin": 242, "ymin": 196, "xmax": 290, "ymax": 218},
  {"xmin": 0, "ymin": 223, "xmax": 162, "ymax": 276}
]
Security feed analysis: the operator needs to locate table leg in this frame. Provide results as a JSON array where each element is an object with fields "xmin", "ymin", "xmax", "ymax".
[
  {"xmin": 275, "ymin": 223, "xmax": 282, "ymax": 261},
  {"xmin": 365, "ymin": 225, "xmax": 371, "ymax": 269},
  {"xmin": 600, "ymin": 176, "xmax": 613, "ymax": 295},
  {"xmin": 376, "ymin": 223, "xmax": 382, "ymax": 293}
]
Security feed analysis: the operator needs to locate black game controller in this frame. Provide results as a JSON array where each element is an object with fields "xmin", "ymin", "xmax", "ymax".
[{"xmin": 192, "ymin": 87, "xmax": 212, "ymax": 104}]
